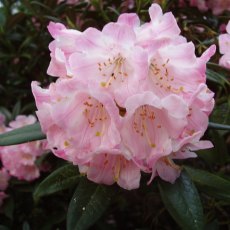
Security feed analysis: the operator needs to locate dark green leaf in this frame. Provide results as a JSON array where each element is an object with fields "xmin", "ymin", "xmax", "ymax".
[
  {"xmin": 158, "ymin": 171, "xmax": 204, "ymax": 230},
  {"xmin": 0, "ymin": 123, "xmax": 46, "ymax": 146},
  {"xmin": 22, "ymin": 222, "xmax": 30, "ymax": 230},
  {"xmin": 12, "ymin": 101, "xmax": 21, "ymax": 119},
  {"xmin": 67, "ymin": 178, "xmax": 113, "ymax": 230},
  {"xmin": 204, "ymin": 219, "xmax": 219, "ymax": 230},
  {"xmin": 210, "ymin": 100, "xmax": 230, "ymax": 125},
  {"xmin": 34, "ymin": 164, "xmax": 80, "ymax": 200},
  {"xmin": 197, "ymin": 130, "xmax": 229, "ymax": 165},
  {"xmin": 0, "ymin": 226, "xmax": 10, "ymax": 230},
  {"xmin": 6, "ymin": 12, "xmax": 26, "ymax": 28},
  {"xmin": 185, "ymin": 166, "xmax": 230, "ymax": 202},
  {"xmin": 3, "ymin": 197, "xmax": 14, "ymax": 220},
  {"xmin": 206, "ymin": 68, "xmax": 230, "ymax": 87},
  {"xmin": 0, "ymin": 7, "xmax": 6, "ymax": 26}
]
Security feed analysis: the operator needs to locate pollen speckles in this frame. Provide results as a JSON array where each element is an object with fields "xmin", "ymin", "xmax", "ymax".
[
  {"xmin": 132, "ymin": 105, "xmax": 158, "ymax": 148},
  {"xmin": 64, "ymin": 140, "xmax": 70, "ymax": 147},
  {"xmin": 95, "ymin": 131, "xmax": 101, "ymax": 136},
  {"xmin": 97, "ymin": 53, "xmax": 128, "ymax": 88},
  {"xmin": 149, "ymin": 58, "xmax": 184, "ymax": 94},
  {"xmin": 82, "ymin": 96, "xmax": 108, "ymax": 134}
]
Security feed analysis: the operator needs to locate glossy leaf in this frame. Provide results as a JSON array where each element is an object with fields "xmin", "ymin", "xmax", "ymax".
[
  {"xmin": 67, "ymin": 178, "xmax": 113, "ymax": 230},
  {"xmin": 210, "ymin": 100, "xmax": 230, "ymax": 125},
  {"xmin": 0, "ymin": 123, "xmax": 46, "ymax": 146},
  {"xmin": 0, "ymin": 226, "xmax": 10, "ymax": 230},
  {"xmin": 197, "ymin": 130, "xmax": 229, "ymax": 165},
  {"xmin": 206, "ymin": 69, "xmax": 230, "ymax": 87},
  {"xmin": 185, "ymin": 166, "xmax": 230, "ymax": 202},
  {"xmin": 34, "ymin": 164, "xmax": 80, "ymax": 200},
  {"xmin": 158, "ymin": 171, "xmax": 204, "ymax": 230}
]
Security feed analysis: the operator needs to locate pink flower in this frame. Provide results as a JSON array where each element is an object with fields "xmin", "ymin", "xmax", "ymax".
[
  {"xmin": 0, "ymin": 115, "xmax": 46, "ymax": 181},
  {"xmin": 173, "ymin": 84, "xmax": 214, "ymax": 151},
  {"xmin": 118, "ymin": 4, "xmax": 185, "ymax": 49},
  {"xmin": 148, "ymin": 87, "xmax": 214, "ymax": 183},
  {"xmin": 47, "ymin": 22, "xmax": 82, "ymax": 78},
  {"xmin": 152, "ymin": 84, "xmax": 214, "ymax": 183},
  {"xmin": 121, "ymin": 92, "xmax": 189, "ymax": 163},
  {"xmin": 8, "ymin": 115, "xmax": 36, "ymax": 129},
  {"xmin": 32, "ymin": 78, "xmax": 121, "ymax": 165},
  {"xmin": 68, "ymin": 23, "xmax": 148, "ymax": 107},
  {"xmin": 219, "ymin": 21, "xmax": 230, "ymax": 69},
  {"xmin": 150, "ymin": 150, "xmax": 196, "ymax": 183},
  {"xmin": 143, "ymin": 43, "xmax": 215, "ymax": 99},
  {"xmin": 79, "ymin": 150, "xmax": 141, "ymax": 190}
]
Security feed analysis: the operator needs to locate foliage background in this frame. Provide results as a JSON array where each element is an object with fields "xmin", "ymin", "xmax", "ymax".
[{"xmin": 0, "ymin": 0, "xmax": 230, "ymax": 229}]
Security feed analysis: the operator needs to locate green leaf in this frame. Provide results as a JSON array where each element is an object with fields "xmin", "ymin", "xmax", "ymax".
[
  {"xmin": 0, "ymin": 123, "xmax": 46, "ymax": 146},
  {"xmin": 158, "ymin": 171, "xmax": 204, "ymax": 230},
  {"xmin": 22, "ymin": 222, "xmax": 30, "ymax": 230},
  {"xmin": 197, "ymin": 130, "xmax": 229, "ymax": 165},
  {"xmin": 67, "ymin": 178, "xmax": 113, "ymax": 230},
  {"xmin": 210, "ymin": 100, "xmax": 230, "ymax": 125},
  {"xmin": 208, "ymin": 122, "xmax": 230, "ymax": 130},
  {"xmin": 184, "ymin": 166, "xmax": 230, "ymax": 202},
  {"xmin": 34, "ymin": 164, "xmax": 80, "ymax": 200},
  {"xmin": 0, "ymin": 226, "xmax": 10, "ymax": 230},
  {"xmin": 0, "ymin": 7, "xmax": 6, "ymax": 26},
  {"xmin": 206, "ymin": 69, "xmax": 230, "ymax": 87},
  {"xmin": 12, "ymin": 101, "xmax": 21, "ymax": 119},
  {"xmin": 204, "ymin": 219, "xmax": 219, "ymax": 230},
  {"xmin": 3, "ymin": 196, "xmax": 14, "ymax": 220}
]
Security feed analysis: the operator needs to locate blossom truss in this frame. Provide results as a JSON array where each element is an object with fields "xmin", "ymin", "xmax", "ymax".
[
  {"xmin": 32, "ymin": 3, "xmax": 215, "ymax": 190},
  {"xmin": 0, "ymin": 114, "xmax": 47, "ymax": 181}
]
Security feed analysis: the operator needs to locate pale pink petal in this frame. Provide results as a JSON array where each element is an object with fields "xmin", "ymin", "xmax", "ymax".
[
  {"xmin": 226, "ymin": 21, "xmax": 230, "ymax": 34},
  {"xmin": 219, "ymin": 53, "xmax": 230, "ymax": 69},
  {"xmin": 219, "ymin": 34, "xmax": 230, "ymax": 55},
  {"xmin": 102, "ymin": 23, "xmax": 136, "ymax": 45},
  {"xmin": 117, "ymin": 13, "xmax": 140, "ymax": 27},
  {"xmin": 47, "ymin": 22, "xmax": 66, "ymax": 38},
  {"xmin": 156, "ymin": 160, "xmax": 181, "ymax": 183},
  {"xmin": 82, "ymin": 150, "xmax": 141, "ymax": 190},
  {"xmin": 117, "ymin": 160, "xmax": 140, "ymax": 190}
]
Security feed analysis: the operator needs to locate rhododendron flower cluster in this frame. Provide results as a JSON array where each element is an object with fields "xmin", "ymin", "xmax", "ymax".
[
  {"xmin": 219, "ymin": 21, "xmax": 230, "ymax": 69},
  {"xmin": 180, "ymin": 0, "xmax": 230, "ymax": 15},
  {"xmin": 32, "ymin": 4, "xmax": 215, "ymax": 190},
  {"xmin": 0, "ymin": 115, "xmax": 46, "ymax": 181}
]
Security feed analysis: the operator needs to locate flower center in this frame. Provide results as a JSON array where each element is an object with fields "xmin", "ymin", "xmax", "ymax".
[
  {"xmin": 133, "ymin": 105, "xmax": 161, "ymax": 148},
  {"xmin": 149, "ymin": 58, "xmax": 184, "ymax": 93},
  {"xmin": 82, "ymin": 96, "xmax": 108, "ymax": 137},
  {"xmin": 98, "ymin": 53, "xmax": 128, "ymax": 88}
]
